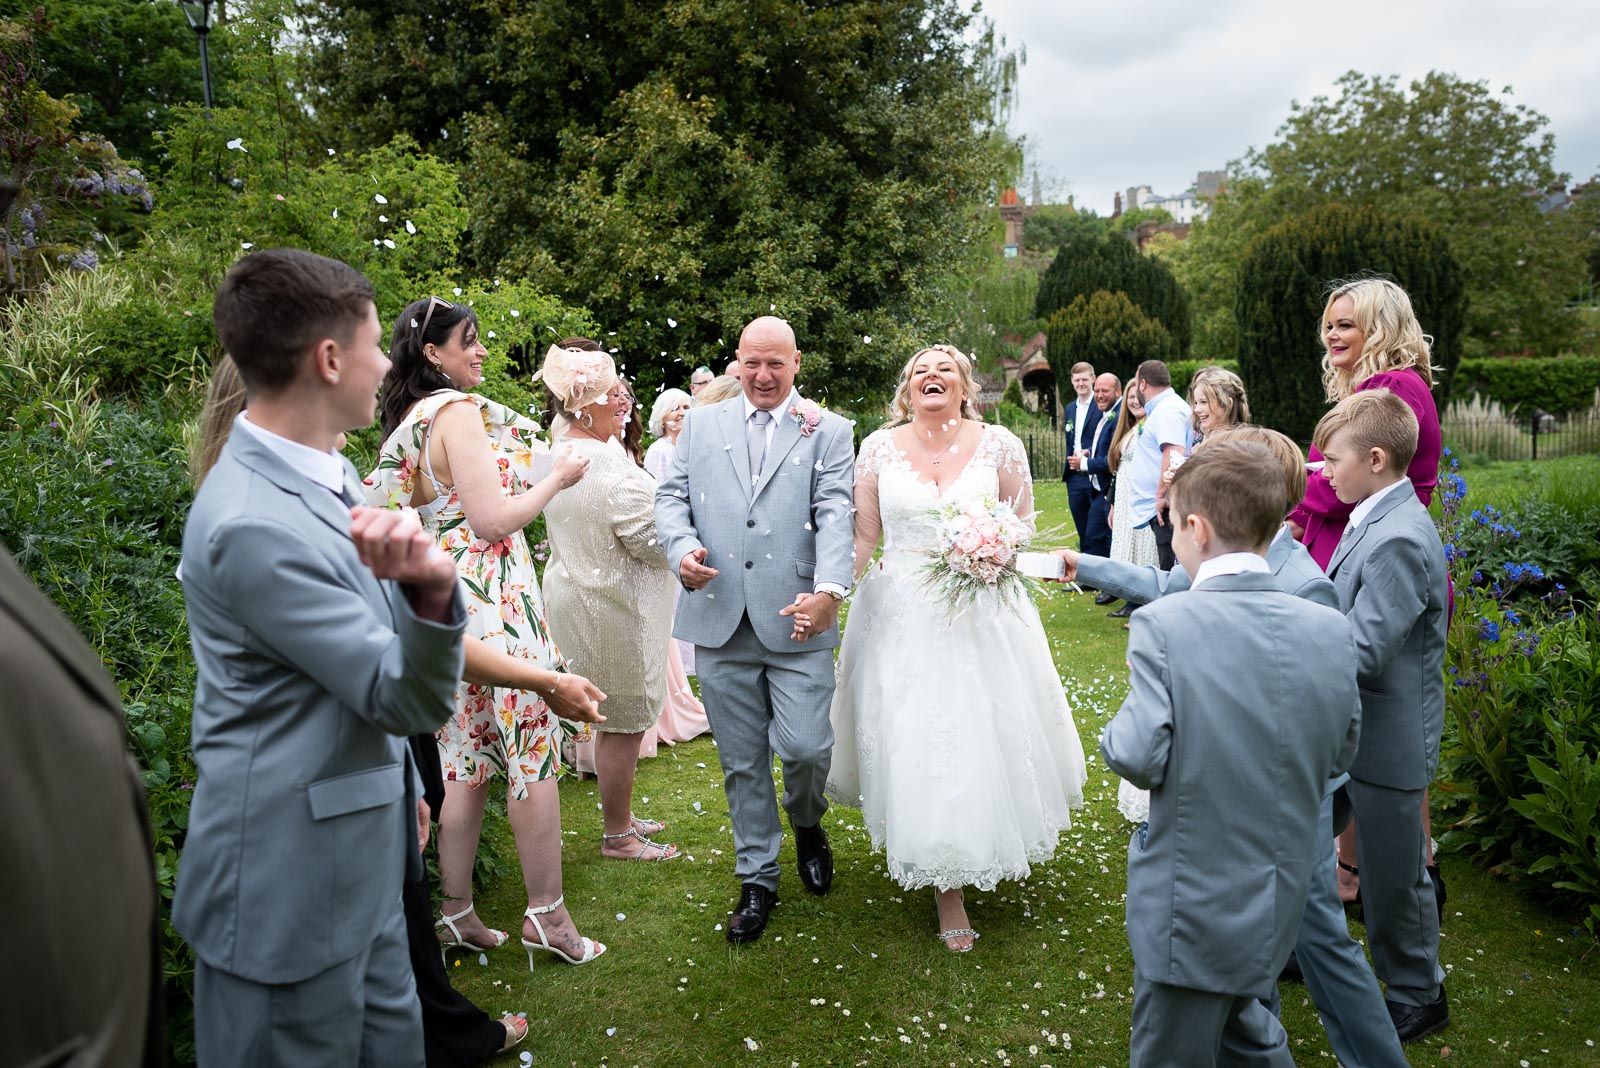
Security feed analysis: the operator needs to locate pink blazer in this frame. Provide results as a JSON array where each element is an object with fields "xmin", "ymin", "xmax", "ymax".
[{"xmin": 1290, "ymin": 368, "xmax": 1441, "ymax": 571}]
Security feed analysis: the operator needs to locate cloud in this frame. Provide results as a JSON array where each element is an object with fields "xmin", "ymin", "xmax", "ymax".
[{"xmin": 983, "ymin": 0, "xmax": 1600, "ymax": 213}]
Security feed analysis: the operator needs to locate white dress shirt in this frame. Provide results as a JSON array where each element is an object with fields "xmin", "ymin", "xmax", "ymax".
[
  {"xmin": 1344, "ymin": 476, "xmax": 1410, "ymax": 533},
  {"xmin": 235, "ymin": 412, "xmax": 347, "ymax": 495},
  {"xmin": 1190, "ymin": 551, "xmax": 1271, "ymax": 590},
  {"xmin": 1072, "ymin": 397, "xmax": 1090, "ymax": 453}
]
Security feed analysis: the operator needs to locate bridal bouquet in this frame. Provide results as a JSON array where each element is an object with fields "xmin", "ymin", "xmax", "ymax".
[{"xmin": 919, "ymin": 495, "xmax": 1038, "ymax": 614}]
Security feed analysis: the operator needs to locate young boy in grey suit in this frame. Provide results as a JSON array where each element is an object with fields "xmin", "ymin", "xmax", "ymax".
[
  {"xmin": 1315, "ymin": 388, "xmax": 1451, "ymax": 1043},
  {"xmin": 1101, "ymin": 442, "xmax": 1361, "ymax": 1067}
]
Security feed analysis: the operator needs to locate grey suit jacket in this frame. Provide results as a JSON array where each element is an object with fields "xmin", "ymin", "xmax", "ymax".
[
  {"xmin": 173, "ymin": 429, "xmax": 465, "ymax": 985},
  {"xmin": 1101, "ymin": 573, "xmax": 1361, "ymax": 999},
  {"xmin": 654, "ymin": 393, "xmax": 855, "ymax": 652},
  {"xmin": 1078, "ymin": 532, "xmax": 1339, "ymax": 609},
  {"xmin": 1326, "ymin": 481, "xmax": 1449, "ymax": 790}
]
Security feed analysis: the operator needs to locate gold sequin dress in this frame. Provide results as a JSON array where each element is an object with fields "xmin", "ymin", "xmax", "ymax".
[{"xmin": 541, "ymin": 435, "xmax": 676, "ymax": 734}]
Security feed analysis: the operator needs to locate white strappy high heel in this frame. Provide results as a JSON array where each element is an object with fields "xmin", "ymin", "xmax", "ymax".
[
  {"xmin": 522, "ymin": 895, "xmax": 607, "ymax": 969},
  {"xmin": 435, "ymin": 903, "xmax": 509, "ymax": 952}
]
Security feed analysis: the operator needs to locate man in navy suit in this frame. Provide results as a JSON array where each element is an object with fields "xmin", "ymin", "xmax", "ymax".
[
  {"xmin": 1081, "ymin": 372, "xmax": 1121, "ymax": 564},
  {"xmin": 1060, "ymin": 361, "xmax": 1102, "ymax": 555}
]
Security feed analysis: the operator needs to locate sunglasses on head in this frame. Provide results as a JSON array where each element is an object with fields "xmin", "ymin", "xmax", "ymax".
[{"xmin": 417, "ymin": 295, "xmax": 454, "ymax": 339}]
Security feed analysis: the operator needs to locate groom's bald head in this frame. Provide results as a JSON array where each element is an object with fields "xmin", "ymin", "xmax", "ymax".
[{"xmin": 737, "ymin": 315, "xmax": 801, "ymax": 410}]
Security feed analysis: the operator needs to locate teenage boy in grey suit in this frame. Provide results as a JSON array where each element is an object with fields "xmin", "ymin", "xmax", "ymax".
[
  {"xmin": 655, "ymin": 316, "xmax": 855, "ymax": 944},
  {"xmin": 174, "ymin": 249, "xmax": 466, "ymax": 1065},
  {"xmin": 1101, "ymin": 442, "xmax": 1362, "ymax": 1066},
  {"xmin": 1058, "ymin": 424, "xmax": 1408, "ymax": 1067},
  {"xmin": 1316, "ymin": 388, "xmax": 1451, "ymax": 1043}
]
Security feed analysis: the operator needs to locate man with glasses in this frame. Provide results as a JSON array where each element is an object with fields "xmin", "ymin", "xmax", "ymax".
[{"xmin": 690, "ymin": 365, "xmax": 716, "ymax": 396}]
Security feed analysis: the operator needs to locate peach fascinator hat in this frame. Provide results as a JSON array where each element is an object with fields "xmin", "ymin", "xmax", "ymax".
[{"xmin": 533, "ymin": 344, "xmax": 617, "ymax": 412}]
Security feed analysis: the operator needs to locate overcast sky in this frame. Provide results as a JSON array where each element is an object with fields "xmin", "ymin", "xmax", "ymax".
[{"xmin": 980, "ymin": 0, "xmax": 1600, "ymax": 215}]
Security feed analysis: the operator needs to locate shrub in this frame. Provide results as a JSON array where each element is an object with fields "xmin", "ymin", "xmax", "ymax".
[
  {"xmin": 1235, "ymin": 203, "xmax": 1466, "ymax": 443},
  {"xmin": 1434, "ymin": 451, "xmax": 1600, "ymax": 935},
  {"xmin": 1452, "ymin": 355, "xmax": 1600, "ymax": 415},
  {"xmin": 1044, "ymin": 290, "xmax": 1178, "ymax": 389},
  {"xmin": 1035, "ymin": 230, "xmax": 1191, "ymax": 356}
]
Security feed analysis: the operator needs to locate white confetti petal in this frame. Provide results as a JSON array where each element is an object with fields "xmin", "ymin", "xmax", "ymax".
[
  {"xmin": 744, "ymin": 1038, "xmax": 760, "ymax": 1052},
  {"xmin": 331, "ymin": 208, "xmax": 338, "ymax": 219},
  {"xmin": 374, "ymin": 193, "xmax": 388, "ymax": 204},
  {"xmin": 667, "ymin": 317, "xmax": 678, "ymax": 328},
  {"xmin": 452, "ymin": 287, "xmax": 463, "ymax": 296},
  {"xmin": 240, "ymin": 242, "xmax": 253, "ymax": 249},
  {"xmin": 606, "ymin": 1027, "xmax": 617, "ymax": 1037},
  {"xmin": 510, "ymin": 309, "xmax": 520, "ymax": 317},
  {"xmin": 326, "ymin": 147, "xmax": 336, "ymax": 156},
  {"xmin": 862, "ymin": 335, "xmax": 872, "ymax": 343},
  {"xmin": 410, "ymin": 318, "xmax": 420, "ymax": 328},
  {"xmin": 487, "ymin": 331, "xmax": 497, "ymax": 339},
  {"xmin": 382, "ymin": 238, "xmax": 396, "ymax": 249},
  {"xmin": 225, "ymin": 137, "xmax": 246, "ymax": 152},
  {"xmin": 378, "ymin": 214, "xmax": 388, "ymax": 222},
  {"xmin": 405, "ymin": 219, "xmax": 417, "ymax": 234},
  {"xmin": 616, "ymin": 912, "xmax": 626, "ymax": 921}
]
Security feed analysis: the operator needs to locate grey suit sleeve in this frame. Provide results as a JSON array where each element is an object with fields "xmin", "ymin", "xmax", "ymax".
[
  {"xmin": 1076, "ymin": 556, "xmax": 1190, "ymax": 605},
  {"xmin": 209, "ymin": 517, "xmax": 464, "ymax": 737},
  {"xmin": 1346, "ymin": 533, "xmax": 1432, "ymax": 683},
  {"xmin": 812, "ymin": 417, "xmax": 857, "ymax": 593},
  {"xmin": 1100, "ymin": 611, "xmax": 1174, "ymax": 789},
  {"xmin": 1298, "ymin": 575, "xmax": 1341, "ymax": 610},
  {"xmin": 1331, "ymin": 620, "xmax": 1363, "ymax": 775},
  {"xmin": 653, "ymin": 409, "xmax": 705, "ymax": 580}
]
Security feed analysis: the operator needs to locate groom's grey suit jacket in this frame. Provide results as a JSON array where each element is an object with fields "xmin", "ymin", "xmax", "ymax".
[
  {"xmin": 655, "ymin": 393, "xmax": 855, "ymax": 652},
  {"xmin": 173, "ymin": 428, "xmax": 465, "ymax": 985},
  {"xmin": 1326, "ymin": 481, "xmax": 1448, "ymax": 790},
  {"xmin": 1101, "ymin": 573, "xmax": 1361, "ymax": 999}
]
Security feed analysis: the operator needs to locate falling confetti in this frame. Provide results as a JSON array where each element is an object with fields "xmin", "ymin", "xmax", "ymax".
[
  {"xmin": 667, "ymin": 317, "xmax": 678, "ymax": 328},
  {"xmin": 240, "ymin": 242, "xmax": 253, "ymax": 249},
  {"xmin": 382, "ymin": 239, "xmax": 396, "ymax": 249},
  {"xmin": 225, "ymin": 137, "xmax": 247, "ymax": 152},
  {"xmin": 374, "ymin": 193, "xmax": 389, "ymax": 204},
  {"xmin": 405, "ymin": 219, "xmax": 417, "ymax": 234},
  {"xmin": 863, "ymin": 335, "xmax": 873, "ymax": 343}
]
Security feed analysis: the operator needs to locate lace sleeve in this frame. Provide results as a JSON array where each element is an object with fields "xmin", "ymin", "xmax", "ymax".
[
  {"xmin": 851, "ymin": 431, "xmax": 893, "ymax": 581},
  {"xmin": 990, "ymin": 427, "xmax": 1036, "ymax": 534}
]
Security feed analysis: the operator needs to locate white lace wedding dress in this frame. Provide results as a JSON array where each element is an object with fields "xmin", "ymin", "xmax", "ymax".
[{"xmin": 827, "ymin": 424, "xmax": 1087, "ymax": 892}]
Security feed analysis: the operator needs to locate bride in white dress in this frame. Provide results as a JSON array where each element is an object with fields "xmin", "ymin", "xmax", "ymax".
[{"xmin": 824, "ymin": 344, "xmax": 1088, "ymax": 952}]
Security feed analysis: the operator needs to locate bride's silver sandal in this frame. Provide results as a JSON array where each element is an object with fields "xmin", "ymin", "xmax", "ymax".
[
  {"xmin": 937, "ymin": 928, "xmax": 980, "ymax": 953},
  {"xmin": 601, "ymin": 827, "xmax": 681, "ymax": 861}
]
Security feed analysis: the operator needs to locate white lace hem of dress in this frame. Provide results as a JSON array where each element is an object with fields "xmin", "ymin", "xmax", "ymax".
[{"xmin": 867, "ymin": 811, "xmax": 1081, "ymax": 893}]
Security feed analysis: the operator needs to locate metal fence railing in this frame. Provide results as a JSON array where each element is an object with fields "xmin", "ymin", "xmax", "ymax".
[
  {"xmin": 1019, "ymin": 430, "xmax": 1068, "ymax": 482},
  {"xmin": 1442, "ymin": 410, "xmax": 1600, "ymax": 463}
]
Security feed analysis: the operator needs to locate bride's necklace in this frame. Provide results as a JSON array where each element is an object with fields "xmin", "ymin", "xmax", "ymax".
[{"xmin": 912, "ymin": 420, "xmax": 962, "ymax": 466}]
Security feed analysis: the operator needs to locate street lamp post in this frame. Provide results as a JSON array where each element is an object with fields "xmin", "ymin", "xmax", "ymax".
[{"xmin": 178, "ymin": 0, "xmax": 216, "ymax": 113}]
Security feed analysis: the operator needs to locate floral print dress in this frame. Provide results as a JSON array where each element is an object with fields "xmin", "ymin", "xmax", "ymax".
[{"xmin": 364, "ymin": 390, "xmax": 573, "ymax": 797}]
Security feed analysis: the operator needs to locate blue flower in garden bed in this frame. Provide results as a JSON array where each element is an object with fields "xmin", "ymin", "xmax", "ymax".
[{"xmin": 1478, "ymin": 618, "xmax": 1501, "ymax": 643}]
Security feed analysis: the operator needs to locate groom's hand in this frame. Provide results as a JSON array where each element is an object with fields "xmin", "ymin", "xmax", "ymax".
[
  {"xmin": 780, "ymin": 592, "xmax": 839, "ymax": 641},
  {"xmin": 680, "ymin": 547, "xmax": 719, "ymax": 590},
  {"xmin": 1049, "ymin": 548, "xmax": 1081, "ymax": 583}
]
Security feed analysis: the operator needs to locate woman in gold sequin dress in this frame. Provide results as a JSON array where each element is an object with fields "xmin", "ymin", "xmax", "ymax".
[{"xmin": 540, "ymin": 339, "xmax": 683, "ymax": 862}]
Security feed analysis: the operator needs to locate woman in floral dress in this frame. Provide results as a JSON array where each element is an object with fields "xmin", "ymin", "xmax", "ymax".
[{"xmin": 366, "ymin": 296, "xmax": 606, "ymax": 967}]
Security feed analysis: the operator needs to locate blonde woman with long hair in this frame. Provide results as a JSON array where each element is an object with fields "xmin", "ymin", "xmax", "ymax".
[
  {"xmin": 1288, "ymin": 277, "xmax": 1442, "ymax": 570},
  {"xmin": 826, "ymin": 344, "xmax": 1087, "ymax": 953}
]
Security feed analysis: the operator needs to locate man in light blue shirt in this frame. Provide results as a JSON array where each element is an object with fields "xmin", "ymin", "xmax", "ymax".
[{"xmin": 1125, "ymin": 360, "xmax": 1192, "ymax": 570}]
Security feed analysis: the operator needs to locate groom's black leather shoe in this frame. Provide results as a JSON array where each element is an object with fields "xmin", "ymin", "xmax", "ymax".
[
  {"xmin": 1094, "ymin": 591, "xmax": 1118, "ymax": 606},
  {"xmin": 793, "ymin": 822, "xmax": 834, "ymax": 895},
  {"xmin": 1388, "ymin": 986, "xmax": 1449, "ymax": 1044},
  {"xmin": 727, "ymin": 883, "xmax": 778, "ymax": 944},
  {"xmin": 1107, "ymin": 603, "xmax": 1135, "ymax": 618}
]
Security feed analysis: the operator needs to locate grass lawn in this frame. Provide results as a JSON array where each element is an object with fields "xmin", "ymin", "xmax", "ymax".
[{"xmin": 450, "ymin": 476, "xmax": 1600, "ymax": 1067}]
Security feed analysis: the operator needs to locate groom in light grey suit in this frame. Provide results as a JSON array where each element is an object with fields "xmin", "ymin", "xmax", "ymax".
[
  {"xmin": 655, "ymin": 316, "xmax": 855, "ymax": 944},
  {"xmin": 175, "ymin": 249, "xmax": 466, "ymax": 1065}
]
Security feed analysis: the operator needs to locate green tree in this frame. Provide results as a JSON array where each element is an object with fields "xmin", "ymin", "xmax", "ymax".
[
  {"xmin": 1034, "ymin": 230, "xmax": 1191, "ymax": 355},
  {"xmin": 1023, "ymin": 204, "xmax": 1106, "ymax": 253},
  {"xmin": 297, "ymin": 0, "xmax": 1020, "ymax": 404},
  {"xmin": 1109, "ymin": 205, "xmax": 1174, "ymax": 235},
  {"xmin": 1044, "ymin": 289, "xmax": 1178, "ymax": 387},
  {"xmin": 0, "ymin": 0, "xmax": 223, "ymax": 168},
  {"xmin": 1180, "ymin": 71, "xmax": 1586, "ymax": 360},
  {"xmin": 1234, "ymin": 203, "xmax": 1466, "ymax": 443}
]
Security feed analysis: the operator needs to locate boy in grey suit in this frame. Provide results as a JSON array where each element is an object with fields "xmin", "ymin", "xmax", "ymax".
[
  {"xmin": 1315, "ymin": 388, "xmax": 1451, "ymax": 1042},
  {"xmin": 175, "ymin": 250, "xmax": 467, "ymax": 1065},
  {"xmin": 654, "ymin": 316, "xmax": 855, "ymax": 944},
  {"xmin": 1102, "ymin": 442, "xmax": 1362, "ymax": 1066}
]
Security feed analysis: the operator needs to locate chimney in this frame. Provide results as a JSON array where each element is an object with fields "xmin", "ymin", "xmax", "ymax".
[{"xmin": 1113, "ymin": 191, "xmax": 1123, "ymax": 218}]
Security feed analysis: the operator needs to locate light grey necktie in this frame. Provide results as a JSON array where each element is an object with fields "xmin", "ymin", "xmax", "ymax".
[{"xmin": 747, "ymin": 409, "xmax": 773, "ymax": 484}]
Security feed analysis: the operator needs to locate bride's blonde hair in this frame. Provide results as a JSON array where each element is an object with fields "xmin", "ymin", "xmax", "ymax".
[
  {"xmin": 885, "ymin": 344, "xmax": 983, "ymax": 427},
  {"xmin": 1320, "ymin": 277, "xmax": 1435, "ymax": 401}
]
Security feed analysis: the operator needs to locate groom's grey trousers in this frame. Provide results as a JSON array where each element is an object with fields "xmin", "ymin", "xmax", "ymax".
[{"xmin": 697, "ymin": 612, "xmax": 835, "ymax": 892}]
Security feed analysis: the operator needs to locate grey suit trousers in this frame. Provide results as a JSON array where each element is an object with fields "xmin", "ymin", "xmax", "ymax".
[
  {"xmin": 1130, "ymin": 979, "xmax": 1292, "ymax": 1067},
  {"xmin": 1271, "ymin": 790, "xmax": 1408, "ymax": 1067},
  {"xmin": 697, "ymin": 614, "xmax": 835, "ymax": 891},
  {"xmin": 1347, "ymin": 777, "xmax": 1445, "ymax": 1006},
  {"xmin": 194, "ymin": 897, "xmax": 422, "ymax": 1067}
]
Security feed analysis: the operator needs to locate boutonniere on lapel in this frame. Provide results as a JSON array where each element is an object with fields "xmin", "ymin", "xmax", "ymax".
[{"xmin": 789, "ymin": 399, "xmax": 823, "ymax": 437}]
